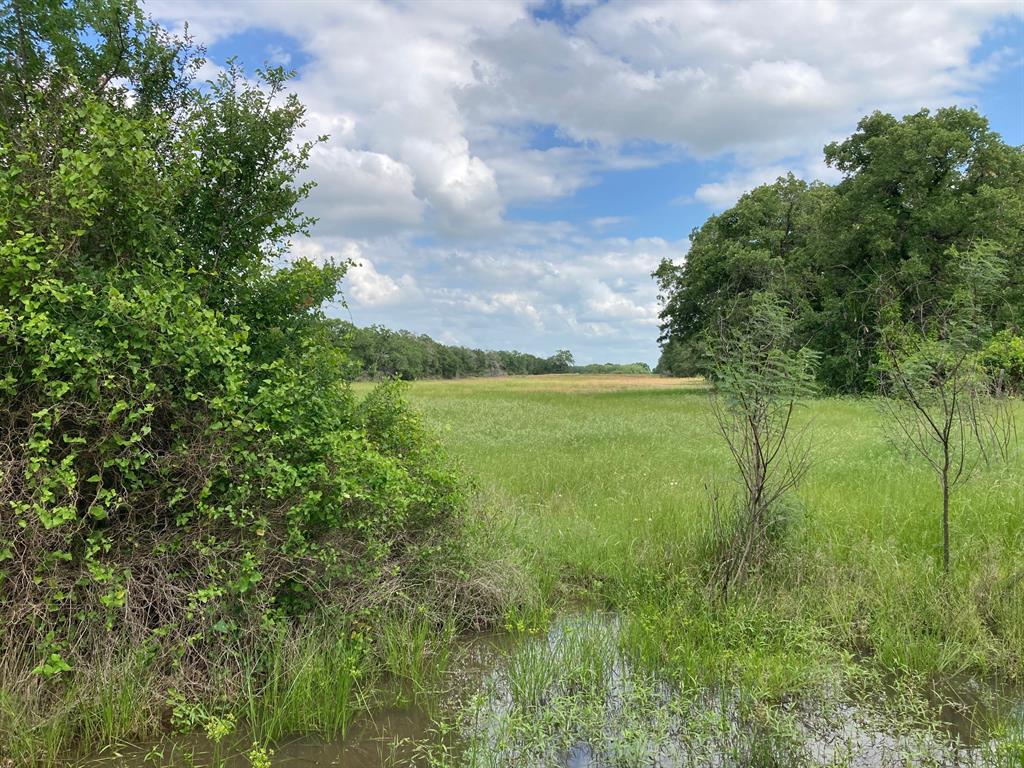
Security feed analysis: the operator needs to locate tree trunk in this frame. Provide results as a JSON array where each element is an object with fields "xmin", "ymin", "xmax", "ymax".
[{"xmin": 942, "ymin": 475, "xmax": 950, "ymax": 574}]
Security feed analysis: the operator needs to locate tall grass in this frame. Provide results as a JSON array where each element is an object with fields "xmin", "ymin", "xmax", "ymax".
[
  {"xmin": 377, "ymin": 613, "xmax": 457, "ymax": 706},
  {"xmin": 404, "ymin": 376, "xmax": 1023, "ymax": 684},
  {"xmin": 0, "ymin": 612, "xmax": 460, "ymax": 765},
  {"xmin": 239, "ymin": 624, "xmax": 367, "ymax": 742},
  {"xmin": 0, "ymin": 648, "xmax": 158, "ymax": 767}
]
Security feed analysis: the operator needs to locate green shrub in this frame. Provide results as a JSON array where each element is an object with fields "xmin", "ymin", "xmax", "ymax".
[
  {"xmin": 0, "ymin": 1, "xmax": 470, "ymax": 703},
  {"xmin": 981, "ymin": 330, "xmax": 1024, "ymax": 393}
]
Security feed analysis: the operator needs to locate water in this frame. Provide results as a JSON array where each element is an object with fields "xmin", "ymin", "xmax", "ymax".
[{"xmin": 84, "ymin": 612, "xmax": 1022, "ymax": 768}]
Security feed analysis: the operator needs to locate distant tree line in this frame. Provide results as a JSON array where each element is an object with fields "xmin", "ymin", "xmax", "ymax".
[
  {"xmin": 328, "ymin": 321, "xmax": 576, "ymax": 379},
  {"xmin": 574, "ymin": 362, "xmax": 652, "ymax": 374},
  {"xmin": 329, "ymin": 322, "xmax": 656, "ymax": 379},
  {"xmin": 654, "ymin": 108, "xmax": 1024, "ymax": 394}
]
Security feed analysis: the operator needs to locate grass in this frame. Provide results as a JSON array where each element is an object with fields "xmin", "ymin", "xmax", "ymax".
[
  {"xmin": 0, "ymin": 645, "xmax": 161, "ymax": 768},
  {"xmin": 5, "ymin": 373, "xmax": 1020, "ymax": 766},
  {"xmin": 0, "ymin": 611, "xmax": 458, "ymax": 766},
  {"xmin": 400, "ymin": 375, "xmax": 1023, "ymax": 682},
  {"xmin": 376, "ymin": 612, "xmax": 457, "ymax": 707},
  {"xmin": 238, "ymin": 624, "xmax": 367, "ymax": 742},
  {"xmin": 391, "ymin": 373, "xmax": 1023, "ymax": 764}
]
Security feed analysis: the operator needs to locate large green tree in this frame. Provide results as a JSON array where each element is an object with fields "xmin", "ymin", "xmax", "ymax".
[
  {"xmin": 655, "ymin": 108, "xmax": 1024, "ymax": 391},
  {"xmin": 654, "ymin": 174, "xmax": 832, "ymax": 376},
  {"xmin": 816, "ymin": 108, "xmax": 1024, "ymax": 390}
]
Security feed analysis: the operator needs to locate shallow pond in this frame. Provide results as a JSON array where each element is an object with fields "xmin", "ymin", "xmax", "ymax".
[{"xmin": 84, "ymin": 612, "xmax": 1022, "ymax": 768}]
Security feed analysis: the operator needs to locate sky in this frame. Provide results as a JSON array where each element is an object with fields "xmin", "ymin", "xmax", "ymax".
[{"xmin": 147, "ymin": 0, "xmax": 1024, "ymax": 366}]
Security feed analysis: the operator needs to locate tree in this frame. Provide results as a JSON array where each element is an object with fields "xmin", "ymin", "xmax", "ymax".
[
  {"xmin": 547, "ymin": 349, "xmax": 575, "ymax": 373},
  {"xmin": 705, "ymin": 292, "xmax": 819, "ymax": 600},
  {"xmin": 816, "ymin": 108, "xmax": 1024, "ymax": 391},
  {"xmin": 877, "ymin": 243, "xmax": 1016, "ymax": 573},
  {"xmin": 654, "ymin": 109, "xmax": 1024, "ymax": 392},
  {"xmin": 654, "ymin": 174, "xmax": 830, "ymax": 378}
]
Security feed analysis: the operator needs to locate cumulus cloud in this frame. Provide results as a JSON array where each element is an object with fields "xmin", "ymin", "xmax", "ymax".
[
  {"xmin": 305, "ymin": 147, "xmax": 424, "ymax": 236},
  {"xmin": 144, "ymin": 0, "xmax": 1020, "ymax": 361},
  {"xmin": 346, "ymin": 257, "xmax": 418, "ymax": 306},
  {"xmin": 466, "ymin": 1, "xmax": 1021, "ymax": 162},
  {"xmin": 314, "ymin": 230, "xmax": 682, "ymax": 363},
  {"xmin": 150, "ymin": 0, "xmax": 1020, "ymax": 230},
  {"xmin": 151, "ymin": 0, "xmax": 517, "ymax": 236},
  {"xmin": 688, "ymin": 165, "xmax": 794, "ymax": 210}
]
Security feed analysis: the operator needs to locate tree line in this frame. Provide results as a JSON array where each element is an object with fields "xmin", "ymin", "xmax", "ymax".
[
  {"xmin": 653, "ymin": 107, "xmax": 1024, "ymax": 394},
  {"xmin": 330, "ymin": 320, "xmax": 653, "ymax": 379},
  {"xmin": 328, "ymin": 321, "xmax": 575, "ymax": 379}
]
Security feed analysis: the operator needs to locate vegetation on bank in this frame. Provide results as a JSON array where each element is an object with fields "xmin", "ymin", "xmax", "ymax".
[{"xmin": 0, "ymin": 4, "xmax": 515, "ymax": 764}]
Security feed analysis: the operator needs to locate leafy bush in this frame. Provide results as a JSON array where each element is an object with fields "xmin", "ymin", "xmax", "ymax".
[
  {"xmin": 980, "ymin": 330, "xmax": 1024, "ymax": 393},
  {"xmin": 0, "ymin": 1, "xmax": 471, "ymax": 695}
]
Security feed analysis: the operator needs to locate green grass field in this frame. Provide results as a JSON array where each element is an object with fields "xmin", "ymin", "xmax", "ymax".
[
  {"xmin": 406, "ymin": 374, "xmax": 1022, "ymax": 613},
  {"xmin": 393, "ymin": 373, "xmax": 1023, "ymax": 764},
  {"xmin": 11, "ymin": 374, "xmax": 1020, "ymax": 767}
]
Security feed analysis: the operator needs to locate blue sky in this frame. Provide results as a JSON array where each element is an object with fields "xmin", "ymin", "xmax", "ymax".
[{"xmin": 150, "ymin": 1, "xmax": 1023, "ymax": 365}]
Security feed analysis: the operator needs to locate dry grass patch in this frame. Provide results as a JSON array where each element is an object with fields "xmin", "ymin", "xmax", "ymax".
[{"xmin": 405, "ymin": 374, "xmax": 707, "ymax": 395}]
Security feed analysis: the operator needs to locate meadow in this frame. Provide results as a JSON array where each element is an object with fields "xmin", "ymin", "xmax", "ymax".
[
  {"xmin": 393, "ymin": 373, "xmax": 1023, "ymax": 765},
  {"xmin": 8, "ymin": 373, "xmax": 1022, "ymax": 767}
]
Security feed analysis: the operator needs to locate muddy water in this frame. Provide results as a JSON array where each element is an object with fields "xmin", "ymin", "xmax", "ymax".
[
  {"xmin": 85, "ymin": 613, "xmax": 1022, "ymax": 768},
  {"xmin": 82, "ymin": 629, "xmax": 513, "ymax": 768},
  {"xmin": 80, "ymin": 703, "xmax": 441, "ymax": 767}
]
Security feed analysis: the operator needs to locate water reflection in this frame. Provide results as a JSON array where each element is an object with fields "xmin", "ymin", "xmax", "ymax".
[{"xmin": 85, "ymin": 612, "xmax": 1021, "ymax": 768}]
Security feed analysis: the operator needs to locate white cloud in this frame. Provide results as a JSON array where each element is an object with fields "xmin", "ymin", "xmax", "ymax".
[
  {"xmin": 150, "ymin": 0, "xmax": 1021, "ymax": 231},
  {"xmin": 585, "ymin": 281, "xmax": 659, "ymax": 322},
  {"xmin": 144, "ymin": 0, "xmax": 1021, "ymax": 361},
  {"xmin": 691, "ymin": 165, "xmax": 792, "ymax": 210},
  {"xmin": 465, "ymin": 0, "xmax": 1020, "ymax": 162},
  {"xmin": 305, "ymin": 147, "xmax": 424, "ymax": 236},
  {"xmin": 346, "ymin": 256, "xmax": 418, "ymax": 307},
  {"xmin": 150, "ymin": 0, "xmax": 520, "ymax": 236},
  {"xmin": 589, "ymin": 216, "xmax": 628, "ymax": 231},
  {"xmin": 266, "ymin": 44, "xmax": 291, "ymax": 67},
  {"xmin": 311, "ymin": 230, "xmax": 683, "ymax": 363}
]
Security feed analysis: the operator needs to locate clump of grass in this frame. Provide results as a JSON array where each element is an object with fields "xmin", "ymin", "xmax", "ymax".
[
  {"xmin": 376, "ymin": 612, "xmax": 456, "ymax": 706},
  {"xmin": 0, "ymin": 645, "xmax": 160, "ymax": 768},
  {"xmin": 239, "ymin": 621, "xmax": 369, "ymax": 742},
  {"xmin": 503, "ymin": 640, "xmax": 563, "ymax": 712},
  {"xmin": 988, "ymin": 707, "xmax": 1024, "ymax": 767},
  {"xmin": 500, "ymin": 614, "xmax": 618, "ymax": 714}
]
